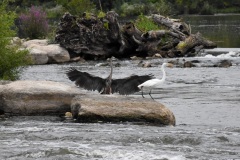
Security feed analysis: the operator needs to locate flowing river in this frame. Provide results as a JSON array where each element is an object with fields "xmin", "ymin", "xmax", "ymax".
[{"xmin": 1, "ymin": 14, "xmax": 240, "ymax": 160}]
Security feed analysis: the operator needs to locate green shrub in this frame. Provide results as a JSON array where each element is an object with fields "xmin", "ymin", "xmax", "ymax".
[
  {"xmin": 148, "ymin": 0, "xmax": 172, "ymax": 16},
  {"xmin": 119, "ymin": 0, "xmax": 172, "ymax": 17},
  {"xmin": 120, "ymin": 3, "xmax": 145, "ymax": 17},
  {"xmin": 18, "ymin": 6, "xmax": 49, "ymax": 39},
  {"xmin": 0, "ymin": 0, "xmax": 32, "ymax": 80},
  {"xmin": 97, "ymin": 11, "xmax": 106, "ymax": 19},
  {"xmin": 46, "ymin": 5, "xmax": 65, "ymax": 19},
  {"xmin": 135, "ymin": 14, "xmax": 160, "ymax": 32},
  {"xmin": 66, "ymin": 0, "xmax": 96, "ymax": 16},
  {"xmin": 200, "ymin": 2, "xmax": 215, "ymax": 15}
]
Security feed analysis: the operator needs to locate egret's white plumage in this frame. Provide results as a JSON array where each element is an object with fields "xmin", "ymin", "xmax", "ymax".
[{"xmin": 138, "ymin": 62, "xmax": 173, "ymax": 99}]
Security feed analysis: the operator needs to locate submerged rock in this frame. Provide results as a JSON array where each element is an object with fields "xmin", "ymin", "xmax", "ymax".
[
  {"xmin": 183, "ymin": 61, "xmax": 196, "ymax": 68},
  {"xmin": 71, "ymin": 94, "xmax": 176, "ymax": 126},
  {"xmin": 0, "ymin": 81, "xmax": 82, "ymax": 115},
  {"xmin": 216, "ymin": 60, "xmax": 232, "ymax": 68}
]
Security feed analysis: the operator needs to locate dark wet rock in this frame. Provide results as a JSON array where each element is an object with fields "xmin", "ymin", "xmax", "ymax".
[
  {"xmin": 0, "ymin": 81, "xmax": 83, "ymax": 116},
  {"xmin": 114, "ymin": 62, "xmax": 121, "ymax": 67},
  {"xmin": 191, "ymin": 60, "xmax": 201, "ymax": 63},
  {"xmin": 183, "ymin": 61, "xmax": 196, "ymax": 68},
  {"xmin": 138, "ymin": 61, "xmax": 152, "ymax": 68},
  {"xmin": 71, "ymin": 94, "xmax": 176, "ymax": 126},
  {"xmin": 217, "ymin": 60, "xmax": 232, "ymax": 68}
]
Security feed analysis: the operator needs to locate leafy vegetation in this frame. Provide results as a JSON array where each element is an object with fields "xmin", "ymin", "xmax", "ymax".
[
  {"xmin": 0, "ymin": 0, "xmax": 32, "ymax": 80},
  {"xmin": 135, "ymin": 14, "xmax": 160, "ymax": 32},
  {"xmin": 7, "ymin": 0, "xmax": 240, "ymax": 17},
  {"xmin": 97, "ymin": 11, "xmax": 106, "ymax": 18},
  {"xmin": 119, "ymin": 0, "xmax": 172, "ymax": 17},
  {"xmin": 57, "ymin": 0, "xmax": 96, "ymax": 16},
  {"xmin": 18, "ymin": 6, "xmax": 49, "ymax": 39}
]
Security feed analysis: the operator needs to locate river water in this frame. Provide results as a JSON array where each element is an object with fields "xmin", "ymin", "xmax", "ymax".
[
  {"xmin": 180, "ymin": 14, "xmax": 240, "ymax": 48},
  {"xmin": 1, "ymin": 55, "xmax": 240, "ymax": 160}
]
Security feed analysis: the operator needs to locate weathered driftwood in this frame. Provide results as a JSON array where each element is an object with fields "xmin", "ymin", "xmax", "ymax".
[
  {"xmin": 175, "ymin": 32, "xmax": 218, "ymax": 57},
  {"xmin": 55, "ymin": 11, "xmax": 217, "ymax": 60}
]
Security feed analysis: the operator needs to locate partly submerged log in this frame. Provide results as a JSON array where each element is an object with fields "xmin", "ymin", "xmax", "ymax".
[{"xmin": 55, "ymin": 11, "xmax": 217, "ymax": 60}]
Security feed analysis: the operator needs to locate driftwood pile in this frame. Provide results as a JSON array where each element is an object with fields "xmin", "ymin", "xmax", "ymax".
[{"xmin": 55, "ymin": 11, "xmax": 217, "ymax": 60}]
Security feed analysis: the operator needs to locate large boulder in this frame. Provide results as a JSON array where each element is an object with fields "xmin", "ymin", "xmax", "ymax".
[
  {"xmin": 0, "ymin": 81, "xmax": 82, "ymax": 115},
  {"xmin": 71, "ymin": 94, "xmax": 176, "ymax": 126},
  {"xmin": 22, "ymin": 39, "xmax": 70, "ymax": 64}
]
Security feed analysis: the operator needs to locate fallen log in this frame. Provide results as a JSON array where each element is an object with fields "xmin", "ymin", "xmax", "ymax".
[
  {"xmin": 175, "ymin": 32, "xmax": 217, "ymax": 57},
  {"xmin": 55, "ymin": 11, "xmax": 217, "ymax": 60}
]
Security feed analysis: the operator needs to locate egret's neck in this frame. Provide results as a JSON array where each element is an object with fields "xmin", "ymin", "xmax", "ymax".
[{"xmin": 161, "ymin": 64, "xmax": 166, "ymax": 81}]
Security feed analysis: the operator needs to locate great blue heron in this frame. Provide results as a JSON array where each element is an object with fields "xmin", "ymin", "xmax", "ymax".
[
  {"xmin": 66, "ymin": 59, "xmax": 154, "ymax": 95},
  {"xmin": 138, "ymin": 62, "xmax": 173, "ymax": 100}
]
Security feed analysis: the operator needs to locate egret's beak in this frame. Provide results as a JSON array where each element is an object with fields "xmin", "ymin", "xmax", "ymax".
[{"xmin": 167, "ymin": 63, "xmax": 174, "ymax": 68}]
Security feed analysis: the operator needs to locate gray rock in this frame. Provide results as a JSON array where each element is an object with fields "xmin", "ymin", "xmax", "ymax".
[
  {"xmin": 29, "ymin": 48, "xmax": 49, "ymax": 64},
  {"xmin": 71, "ymin": 94, "xmax": 176, "ymax": 126},
  {"xmin": 217, "ymin": 60, "xmax": 232, "ymax": 68},
  {"xmin": 183, "ymin": 61, "xmax": 196, "ymax": 68},
  {"xmin": 0, "ymin": 81, "xmax": 83, "ymax": 115},
  {"xmin": 23, "ymin": 39, "xmax": 70, "ymax": 64},
  {"xmin": 22, "ymin": 39, "xmax": 48, "ymax": 47}
]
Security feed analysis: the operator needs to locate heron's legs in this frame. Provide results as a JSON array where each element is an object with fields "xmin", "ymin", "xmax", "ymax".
[
  {"xmin": 149, "ymin": 90, "xmax": 154, "ymax": 100},
  {"xmin": 141, "ymin": 87, "xmax": 145, "ymax": 98}
]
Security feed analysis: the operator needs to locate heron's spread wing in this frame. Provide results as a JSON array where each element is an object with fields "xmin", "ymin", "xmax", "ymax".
[
  {"xmin": 111, "ymin": 74, "xmax": 154, "ymax": 95},
  {"xmin": 66, "ymin": 68, "xmax": 105, "ymax": 93}
]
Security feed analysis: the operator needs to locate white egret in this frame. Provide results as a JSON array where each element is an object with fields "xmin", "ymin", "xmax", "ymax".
[{"xmin": 138, "ymin": 62, "xmax": 173, "ymax": 100}]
